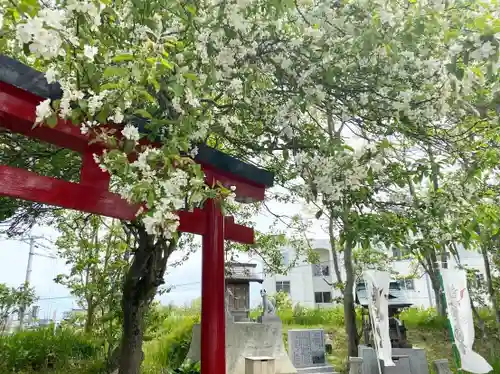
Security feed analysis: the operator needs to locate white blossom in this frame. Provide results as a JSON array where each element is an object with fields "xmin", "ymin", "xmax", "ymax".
[
  {"xmin": 109, "ymin": 108, "xmax": 124, "ymax": 124},
  {"xmin": 83, "ymin": 45, "xmax": 98, "ymax": 61},
  {"xmin": 45, "ymin": 66, "xmax": 58, "ymax": 84},
  {"xmin": 35, "ymin": 99, "xmax": 53, "ymax": 124},
  {"xmin": 121, "ymin": 124, "xmax": 140, "ymax": 141}
]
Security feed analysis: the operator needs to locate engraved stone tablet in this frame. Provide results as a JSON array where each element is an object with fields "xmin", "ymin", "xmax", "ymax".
[{"xmin": 287, "ymin": 329, "xmax": 327, "ymax": 369}]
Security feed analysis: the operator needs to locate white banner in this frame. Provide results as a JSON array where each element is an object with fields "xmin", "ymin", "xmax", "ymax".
[
  {"xmin": 363, "ymin": 270, "xmax": 395, "ymax": 367},
  {"xmin": 441, "ymin": 268, "xmax": 493, "ymax": 374}
]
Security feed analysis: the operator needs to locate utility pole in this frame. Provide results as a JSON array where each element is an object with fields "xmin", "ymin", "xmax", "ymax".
[{"xmin": 18, "ymin": 237, "xmax": 35, "ymax": 331}]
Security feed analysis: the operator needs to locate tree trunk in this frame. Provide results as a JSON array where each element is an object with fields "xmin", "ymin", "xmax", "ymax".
[
  {"xmin": 118, "ymin": 288, "xmax": 146, "ymax": 374},
  {"xmin": 328, "ymin": 214, "xmax": 343, "ymax": 286},
  {"xmin": 481, "ymin": 245, "xmax": 500, "ymax": 326},
  {"xmin": 343, "ymin": 238, "xmax": 359, "ymax": 357},
  {"xmin": 425, "ymin": 251, "xmax": 446, "ymax": 316},
  {"xmin": 84, "ymin": 298, "xmax": 94, "ymax": 334},
  {"xmin": 118, "ymin": 226, "xmax": 176, "ymax": 374},
  {"xmin": 429, "ymin": 272, "xmax": 445, "ymax": 316}
]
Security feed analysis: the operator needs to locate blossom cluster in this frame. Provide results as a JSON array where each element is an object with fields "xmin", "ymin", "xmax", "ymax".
[
  {"xmin": 5, "ymin": 0, "xmax": 498, "ymax": 239},
  {"xmin": 295, "ymin": 144, "xmax": 385, "ymax": 206}
]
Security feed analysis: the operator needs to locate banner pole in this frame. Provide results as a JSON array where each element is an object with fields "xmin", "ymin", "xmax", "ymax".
[{"xmin": 438, "ymin": 270, "xmax": 462, "ymax": 373}]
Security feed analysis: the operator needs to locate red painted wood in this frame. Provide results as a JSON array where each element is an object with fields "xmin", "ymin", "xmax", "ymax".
[
  {"xmin": 0, "ymin": 81, "xmax": 88, "ymax": 152},
  {"xmin": 0, "ymin": 164, "xmax": 138, "ymax": 220},
  {"xmin": 201, "ymin": 199, "xmax": 226, "ymax": 374},
  {"xmin": 0, "ymin": 81, "xmax": 267, "ymax": 202},
  {"xmin": 0, "ymin": 165, "xmax": 254, "ymax": 243},
  {"xmin": 203, "ymin": 165, "xmax": 265, "ymax": 203},
  {"xmin": 80, "ymin": 149, "xmax": 110, "ymax": 189}
]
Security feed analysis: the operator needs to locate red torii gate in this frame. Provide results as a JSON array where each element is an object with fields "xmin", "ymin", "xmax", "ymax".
[{"xmin": 0, "ymin": 55, "xmax": 274, "ymax": 374}]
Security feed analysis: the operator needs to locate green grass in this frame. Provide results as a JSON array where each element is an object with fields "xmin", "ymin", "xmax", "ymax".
[{"xmin": 3, "ymin": 305, "xmax": 500, "ymax": 374}]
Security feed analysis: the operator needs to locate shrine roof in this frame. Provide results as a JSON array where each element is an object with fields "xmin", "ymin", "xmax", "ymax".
[
  {"xmin": 0, "ymin": 54, "xmax": 274, "ymax": 190},
  {"xmin": 355, "ymin": 281, "xmax": 413, "ymax": 309}
]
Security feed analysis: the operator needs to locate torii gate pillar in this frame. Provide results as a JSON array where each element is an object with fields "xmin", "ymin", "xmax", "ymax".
[{"xmin": 202, "ymin": 198, "xmax": 225, "ymax": 374}]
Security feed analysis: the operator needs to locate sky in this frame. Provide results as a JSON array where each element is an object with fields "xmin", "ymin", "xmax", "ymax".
[{"xmin": 0, "ymin": 195, "xmax": 326, "ymax": 320}]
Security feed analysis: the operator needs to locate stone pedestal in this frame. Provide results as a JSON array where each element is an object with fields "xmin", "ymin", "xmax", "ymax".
[
  {"xmin": 385, "ymin": 355, "xmax": 410, "ymax": 374},
  {"xmin": 186, "ymin": 319, "xmax": 296, "ymax": 374},
  {"xmin": 349, "ymin": 357, "xmax": 363, "ymax": 374},
  {"xmin": 391, "ymin": 348, "xmax": 429, "ymax": 374},
  {"xmin": 432, "ymin": 359, "xmax": 452, "ymax": 374},
  {"xmin": 359, "ymin": 345, "xmax": 429, "ymax": 374},
  {"xmin": 245, "ymin": 356, "xmax": 276, "ymax": 374},
  {"xmin": 358, "ymin": 345, "xmax": 382, "ymax": 374}
]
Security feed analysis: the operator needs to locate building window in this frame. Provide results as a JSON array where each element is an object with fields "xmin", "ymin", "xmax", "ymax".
[
  {"xmin": 314, "ymin": 291, "xmax": 332, "ymax": 303},
  {"xmin": 281, "ymin": 250, "xmax": 289, "ymax": 266},
  {"xmin": 276, "ymin": 281, "xmax": 291, "ymax": 294},
  {"xmin": 472, "ymin": 273, "xmax": 485, "ymax": 288},
  {"xmin": 396, "ymin": 279, "xmax": 415, "ymax": 290},
  {"xmin": 313, "ymin": 264, "xmax": 330, "ymax": 276},
  {"xmin": 392, "ymin": 247, "xmax": 410, "ymax": 259}
]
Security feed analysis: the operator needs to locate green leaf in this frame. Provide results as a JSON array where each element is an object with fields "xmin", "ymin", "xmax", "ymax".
[
  {"xmin": 52, "ymin": 100, "xmax": 61, "ymax": 111},
  {"xmin": 170, "ymin": 83, "xmax": 184, "ymax": 96},
  {"xmin": 139, "ymin": 90, "xmax": 155, "ymax": 103},
  {"xmin": 149, "ymin": 77, "xmax": 160, "ymax": 92},
  {"xmin": 96, "ymin": 105, "xmax": 111, "ymax": 123},
  {"xmin": 112, "ymin": 54, "xmax": 135, "ymax": 62},
  {"xmin": 46, "ymin": 113, "xmax": 58, "ymax": 127},
  {"xmin": 22, "ymin": 43, "xmax": 31, "ymax": 56},
  {"xmin": 103, "ymin": 66, "xmax": 128, "ymax": 78},
  {"xmin": 183, "ymin": 72, "xmax": 198, "ymax": 81},
  {"xmin": 160, "ymin": 58, "xmax": 174, "ymax": 70},
  {"xmin": 134, "ymin": 109, "xmax": 152, "ymax": 119},
  {"xmin": 100, "ymin": 82, "xmax": 121, "ymax": 91},
  {"xmin": 123, "ymin": 139, "xmax": 136, "ymax": 154}
]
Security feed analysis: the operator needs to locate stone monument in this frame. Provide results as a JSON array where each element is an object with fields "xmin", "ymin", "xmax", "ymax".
[
  {"xmin": 432, "ymin": 359, "xmax": 452, "ymax": 374},
  {"xmin": 287, "ymin": 329, "xmax": 335, "ymax": 373},
  {"xmin": 185, "ymin": 288, "xmax": 297, "ymax": 374}
]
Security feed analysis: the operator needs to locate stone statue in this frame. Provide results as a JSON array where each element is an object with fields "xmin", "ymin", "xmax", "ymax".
[
  {"xmin": 225, "ymin": 288, "xmax": 235, "ymax": 321},
  {"xmin": 261, "ymin": 289, "xmax": 276, "ymax": 315}
]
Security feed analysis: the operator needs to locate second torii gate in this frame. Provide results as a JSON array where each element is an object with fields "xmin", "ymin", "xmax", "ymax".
[{"xmin": 0, "ymin": 55, "xmax": 274, "ymax": 374}]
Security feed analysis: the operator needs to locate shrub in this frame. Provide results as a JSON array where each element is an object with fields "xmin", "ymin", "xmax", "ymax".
[
  {"xmin": 0, "ymin": 326, "xmax": 103, "ymax": 372},
  {"xmin": 143, "ymin": 313, "xmax": 199, "ymax": 373},
  {"xmin": 399, "ymin": 308, "xmax": 447, "ymax": 330}
]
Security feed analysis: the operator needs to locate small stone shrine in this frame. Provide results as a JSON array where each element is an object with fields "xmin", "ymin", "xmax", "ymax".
[
  {"xmin": 185, "ymin": 288, "xmax": 297, "ymax": 374},
  {"xmin": 225, "ymin": 262, "xmax": 263, "ymax": 322},
  {"xmin": 287, "ymin": 329, "xmax": 335, "ymax": 373}
]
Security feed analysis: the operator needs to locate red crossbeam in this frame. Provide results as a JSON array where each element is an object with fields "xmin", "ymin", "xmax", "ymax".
[
  {"xmin": 0, "ymin": 165, "xmax": 254, "ymax": 244},
  {"xmin": 0, "ymin": 81, "xmax": 265, "ymax": 202}
]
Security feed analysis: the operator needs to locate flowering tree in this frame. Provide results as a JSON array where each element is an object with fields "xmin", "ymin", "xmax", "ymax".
[{"xmin": 1, "ymin": 0, "xmax": 499, "ymax": 370}]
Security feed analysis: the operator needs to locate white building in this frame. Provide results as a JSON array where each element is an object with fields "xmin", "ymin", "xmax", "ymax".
[{"xmin": 261, "ymin": 239, "xmax": 488, "ymax": 309}]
